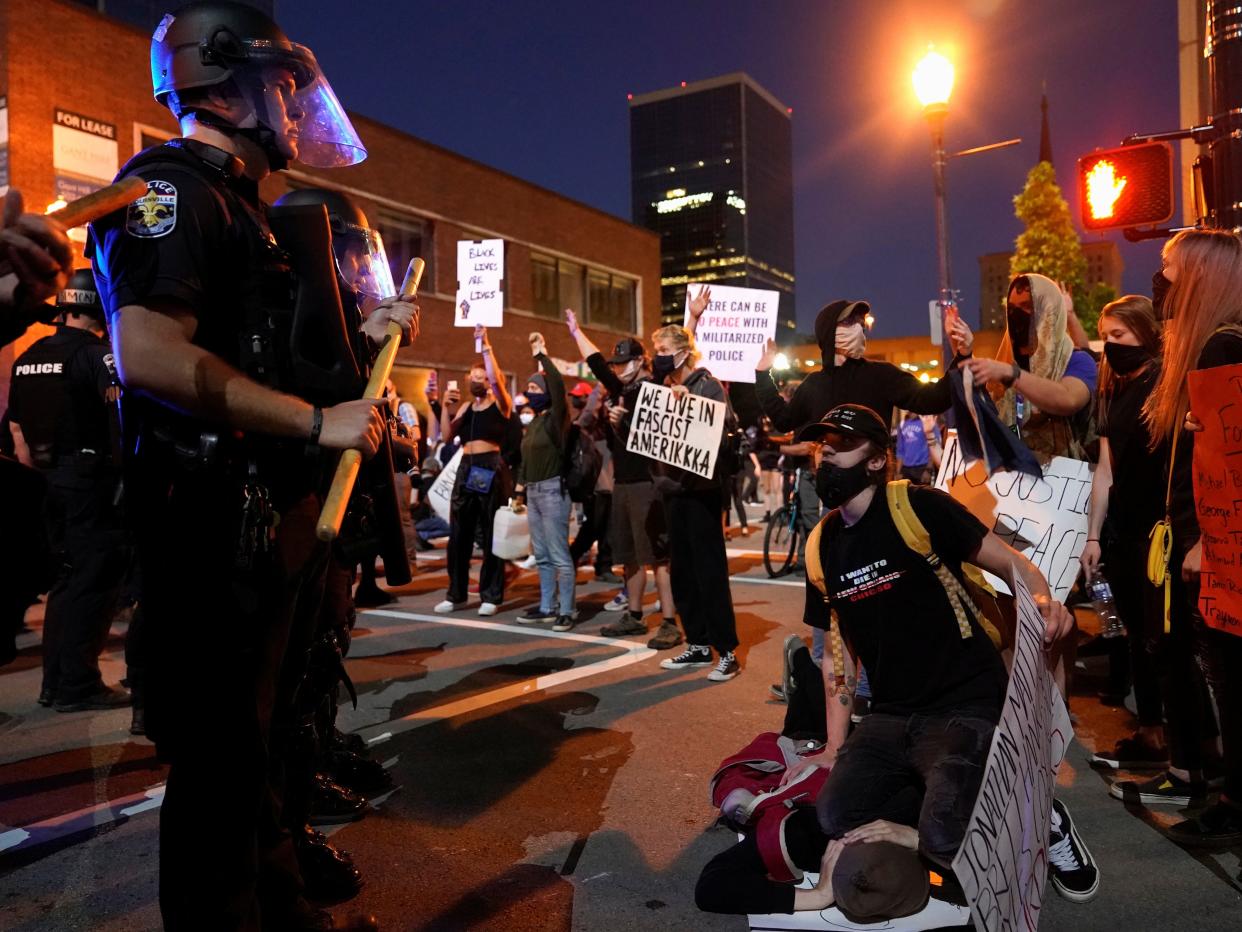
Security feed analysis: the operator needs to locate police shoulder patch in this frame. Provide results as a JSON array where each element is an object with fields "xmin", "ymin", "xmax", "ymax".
[{"xmin": 126, "ymin": 179, "xmax": 178, "ymax": 238}]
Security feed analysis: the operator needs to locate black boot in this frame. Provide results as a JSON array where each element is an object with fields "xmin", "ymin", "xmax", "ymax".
[
  {"xmin": 308, "ymin": 773, "xmax": 367, "ymax": 826},
  {"xmin": 352, "ymin": 584, "xmax": 393, "ymax": 608},
  {"xmin": 296, "ymin": 825, "xmax": 363, "ymax": 904},
  {"xmin": 323, "ymin": 749, "xmax": 394, "ymax": 797}
]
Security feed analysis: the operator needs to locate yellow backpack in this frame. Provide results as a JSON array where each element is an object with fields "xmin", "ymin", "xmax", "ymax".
[{"xmin": 805, "ymin": 480, "xmax": 1005, "ymax": 681}]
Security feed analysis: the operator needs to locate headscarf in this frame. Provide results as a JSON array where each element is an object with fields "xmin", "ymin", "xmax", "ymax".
[{"xmin": 992, "ymin": 272, "xmax": 1074, "ymax": 427}]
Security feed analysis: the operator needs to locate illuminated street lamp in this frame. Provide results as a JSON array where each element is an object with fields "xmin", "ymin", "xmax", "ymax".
[{"xmin": 912, "ymin": 48, "xmax": 956, "ymax": 361}]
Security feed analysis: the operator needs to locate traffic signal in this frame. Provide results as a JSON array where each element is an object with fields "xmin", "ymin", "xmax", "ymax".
[{"xmin": 1077, "ymin": 141, "xmax": 1175, "ymax": 231}]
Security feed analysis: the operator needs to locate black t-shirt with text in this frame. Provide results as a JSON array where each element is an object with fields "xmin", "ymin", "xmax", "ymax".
[{"xmin": 804, "ymin": 486, "xmax": 1007, "ymax": 719}]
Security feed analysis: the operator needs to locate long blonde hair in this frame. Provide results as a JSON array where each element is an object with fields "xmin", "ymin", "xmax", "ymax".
[
  {"xmin": 1143, "ymin": 230, "xmax": 1242, "ymax": 443},
  {"xmin": 651, "ymin": 324, "xmax": 701, "ymax": 368}
]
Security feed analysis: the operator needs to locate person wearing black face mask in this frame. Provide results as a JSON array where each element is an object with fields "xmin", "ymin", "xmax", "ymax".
[
  {"xmin": 1151, "ymin": 267, "xmax": 1173, "ymax": 320},
  {"xmin": 786, "ymin": 404, "xmax": 1082, "ymax": 890},
  {"xmin": 1079, "ymin": 297, "xmax": 1190, "ymax": 780}
]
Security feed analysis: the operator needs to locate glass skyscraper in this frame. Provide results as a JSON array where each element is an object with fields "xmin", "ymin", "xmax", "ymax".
[{"xmin": 630, "ymin": 73, "xmax": 796, "ymax": 330}]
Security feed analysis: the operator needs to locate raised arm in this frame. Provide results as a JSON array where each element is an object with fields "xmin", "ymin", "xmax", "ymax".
[
  {"xmin": 685, "ymin": 285, "xmax": 710, "ymax": 338},
  {"xmin": 565, "ymin": 307, "xmax": 600, "ymax": 359},
  {"xmin": 476, "ymin": 324, "xmax": 512, "ymax": 416}
]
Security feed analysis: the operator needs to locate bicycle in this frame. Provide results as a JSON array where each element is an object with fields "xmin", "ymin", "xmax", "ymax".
[{"xmin": 763, "ymin": 467, "xmax": 804, "ymax": 577}]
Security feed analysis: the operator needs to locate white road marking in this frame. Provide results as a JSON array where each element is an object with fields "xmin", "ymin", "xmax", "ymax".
[{"xmin": 0, "ymin": 608, "xmax": 654, "ymax": 859}]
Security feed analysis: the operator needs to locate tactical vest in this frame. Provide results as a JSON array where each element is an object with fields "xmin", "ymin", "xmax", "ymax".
[{"xmin": 10, "ymin": 330, "xmax": 110, "ymax": 469}]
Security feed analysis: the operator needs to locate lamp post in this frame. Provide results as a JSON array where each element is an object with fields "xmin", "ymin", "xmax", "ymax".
[{"xmin": 912, "ymin": 49, "xmax": 956, "ymax": 365}]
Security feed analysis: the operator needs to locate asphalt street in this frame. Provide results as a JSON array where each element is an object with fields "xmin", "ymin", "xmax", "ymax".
[{"xmin": 2, "ymin": 504, "xmax": 1240, "ymax": 930}]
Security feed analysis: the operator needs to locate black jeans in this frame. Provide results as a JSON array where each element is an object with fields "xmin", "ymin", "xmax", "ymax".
[
  {"xmin": 445, "ymin": 452, "xmax": 511, "ymax": 605},
  {"xmin": 816, "ymin": 710, "xmax": 995, "ymax": 868},
  {"xmin": 569, "ymin": 491, "xmax": 614, "ymax": 573},
  {"xmin": 1104, "ymin": 534, "xmax": 1163, "ymax": 726},
  {"xmin": 1183, "ymin": 570, "xmax": 1242, "ymax": 800},
  {"xmin": 1161, "ymin": 547, "xmax": 1219, "ymax": 772},
  {"xmin": 667, "ymin": 488, "xmax": 738, "ymax": 654},
  {"xmin": 40, "ymin": 461, "xmax": 126, "ymax": 701}
]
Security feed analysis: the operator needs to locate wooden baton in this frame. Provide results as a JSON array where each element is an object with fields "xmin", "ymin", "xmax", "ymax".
[
  {"xmin": 47, "ymin": 176, "xmax": 149, "ymax": 229},
  {"xmin": 316, "ymin": 257, "xmax": 425, "ymax": 541}
]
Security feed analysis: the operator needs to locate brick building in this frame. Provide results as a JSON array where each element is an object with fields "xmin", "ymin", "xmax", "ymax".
[{"xmin": 0, "ymin": 0, "xmax": 660, "ymax": 416}]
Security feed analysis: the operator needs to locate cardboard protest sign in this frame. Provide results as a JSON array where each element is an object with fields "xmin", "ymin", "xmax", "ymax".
[
  {"xmin": 952, "ymin": 573, "xmax": 1073, "ymax": 932},
  {"xmin": 428, "ymin": 448, "xmax": 462, "ymax": 522},
  {"xmin": 683, "ymin": 283, "xmax": 779, "ymax": 384},
  {"xmin": 935, "ymin": 432, "xmax": 1092, "ymax": 601},
  {"xmin": 625, "ymin": 381, "xmax": 726, "ymax": 480},
  {"xmin": 1188, "ymin": 364, "xmax": 1242, "ymax": 636},
  {"xmin": 455, "ymin": 239, "xmax": 504, "ymax": 327}
]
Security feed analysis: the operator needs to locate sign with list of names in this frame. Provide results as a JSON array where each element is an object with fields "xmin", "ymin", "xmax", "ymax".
[
  {"xmin": 1188, "ymin": 364, "xmax": 1242, "ymax": 637},
  {"xmin": 683, "ymin": 283, "xmax": 779, "ymax": 384},
  {"xmin": 455, "ymin": 239, "xmax": 504, "ymax": 327}
]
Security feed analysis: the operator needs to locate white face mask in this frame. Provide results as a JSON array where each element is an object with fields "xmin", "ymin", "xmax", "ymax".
[
  {"xmin": 519, "ymin": 411, "xmax": 535, "ymax": 426},
  {"xmin": 835, "ymin": 322, "xmax": 866, "ymax": 359}
]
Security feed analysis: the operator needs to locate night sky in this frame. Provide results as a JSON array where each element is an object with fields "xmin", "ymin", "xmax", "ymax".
[{"xmin": 283, "ymin": 0, "xmax": 1179, "ymax": 339}]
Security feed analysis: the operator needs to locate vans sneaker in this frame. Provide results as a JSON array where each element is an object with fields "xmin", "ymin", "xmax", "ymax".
[
  {"xmin": 1089, "ymin": 736, "xmax": 1168, "ymax": 771},
  {"xmin": 1048, "ymin": 798, "xmax": 1099, "ymax": 903},
  {"xmin": 660, "ymin": 645, "xmax": 712, "ymax": 670},
  {"xmin": 517, "ymin": 607, "xmax": 556, "ymax": 625},
  {"xmin": 707, "ymin": 651, "xmax": 740, "ymax": 682},
  {"xmin": 1109, "ymin": 770, "xmax": 1207, "ymax": 806},
  {"xmin": 552, "ymin": 613, "xmax": 579, "ymax": 632},
  {"xmin": 603, "ymin": 592, "xmax": 629, "ymax": 612}
]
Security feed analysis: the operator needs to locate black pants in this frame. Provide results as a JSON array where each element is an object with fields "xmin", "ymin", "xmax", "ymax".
[
  {"xmin": 1161, "ymin": 547, "xmax": 1219, "ymax": 772},
  {"xmin": 1104, "ymin": 534, "xmax": 1163, "ymax": 725},
  {"xmin": 40, "ymin": 461, "xmax": 126, "ymax": 702},
  {"xmin": 696, "ymin": 808, "xmax": 826, "ymax": 915},
  {"xmin": 132, "ymin": 462, "xmax": 320, "ymax": 931},
  {"xmin": 569, "ymin": 491, "xmax": 613, "ymax": 572},
  {"xmin": 446, "ymin": 453, "xmax": 511, "ymax": 605},
  {"xmin": 726, "ymin": 474, "xmax": 749, "ymax": 530},
  {"xmin": 816, "ymin": 710, "xmax": 995, "ymax": 868},
  {"xmin": 1181, "ymin": 569, "xmax": 1242, "ymax": 799},
  {"xmin": 667, "ymin": 489, "xmax": 738, "ymax": 654}
]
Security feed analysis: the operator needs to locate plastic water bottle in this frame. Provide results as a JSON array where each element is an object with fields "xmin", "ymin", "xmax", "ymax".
[{"xmin": 1087, "ymin": 567, "xmax": 1125, "ymax": 639}]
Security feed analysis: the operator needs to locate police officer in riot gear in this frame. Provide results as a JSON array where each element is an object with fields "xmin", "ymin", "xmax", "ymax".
[
  {"xmin": 7, "ymin": 270, "xmax": 128, "ymax": 709},
  {"xmin": 90, "ymin": 3, "xmax": 414, "ymax": 929},
  {"xmin": 266, "ymin": 186, "xmax": 404, "ymax": 905}
]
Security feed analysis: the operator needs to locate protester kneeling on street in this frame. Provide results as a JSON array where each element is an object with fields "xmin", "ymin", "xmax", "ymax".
[{"xmin": 780, "ymin": 404, "xmax": 1098, "ymax": 903}]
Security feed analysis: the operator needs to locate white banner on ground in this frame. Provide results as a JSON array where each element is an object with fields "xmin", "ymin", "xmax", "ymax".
[
  {"xmin": 625, "ymin": 381, "xmax": 725, "ymax": 480},
  {"xmin": 455, "ymin": 239, "xmax": 504, "ymax": 327},
  {"xmin": 428, "ymin": 448, "xmax": 463, "ymax": 522},
  {"xmin": 683, "ymin": 283, "xmax": 779, "ymax": 383},
  {"xmin": 952, "ymin": 573, "xmax": 1073, "ymax": 932},
  {"xmin": 934, "ymin": 432, "xmax": 1092, "ymax": 602}
]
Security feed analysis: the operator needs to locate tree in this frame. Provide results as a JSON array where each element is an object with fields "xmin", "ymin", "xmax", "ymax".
[
  {"xmin": 1074, "ymin": 280, "xmax": 1117, "ymax": 338},
  {"xmin": 1009, "ymin": 161, "xmax": 1088, "ymax": 299}
]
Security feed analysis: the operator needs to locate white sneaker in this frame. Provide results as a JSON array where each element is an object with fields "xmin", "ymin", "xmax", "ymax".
[
  {"xmin": 603, "ymin": 592, "xmax": 629, "ymax": 612},
  {"xmin": 434, "ymin": 600, "xmax": 463, "ymax": 614},
  {"xmin": 654, "ymin": 599, "xmax": 662, "ymax": 614},
  {"xmin": 478, "ymin": 602, "xmax": 499, "ymax": 616},
  {"xmin": 517, "ymin": 555, "xmax": 537, "ymax": 570}
]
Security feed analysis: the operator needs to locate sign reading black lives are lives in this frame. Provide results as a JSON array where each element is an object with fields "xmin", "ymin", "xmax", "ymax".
[{"xmin": 625, "ymin": 381, "xmax": 726, "ymax": 479}]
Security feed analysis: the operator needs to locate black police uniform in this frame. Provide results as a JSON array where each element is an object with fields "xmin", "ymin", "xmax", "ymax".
[
  {"xmin": 92, "ymin": 137, "xmax": 328, "ymax": 930},
  {"xmin": 8, "ymin": 320, "xmax": 125, "ymax": 704}
]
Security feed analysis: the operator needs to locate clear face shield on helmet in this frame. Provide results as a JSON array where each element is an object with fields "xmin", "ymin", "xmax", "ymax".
[
  {"xmin": 334, "ymin": 226, "xmax": 397, "ymax": 300},
  {"xmin": 228, "ymin": 41, "xmax": 366, "ymax": 168}
]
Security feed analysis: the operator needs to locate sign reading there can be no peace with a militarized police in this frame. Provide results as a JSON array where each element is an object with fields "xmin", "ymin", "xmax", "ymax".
[
  {"xmin": 625, "ymin": 381, "xmax": 726, "ymax": 480},
  {"xmin": 683, "ymin": 283, "xmax": 779, "ymax": 384}
]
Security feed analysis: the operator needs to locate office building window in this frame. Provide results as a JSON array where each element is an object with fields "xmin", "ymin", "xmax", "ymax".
[
  {"xmin": 531, "ymin": 253, "xmax": 635, "ymax": 330},
  {"xmin": 532, "ymin": 254, "xmax": 559, "ymax": 317},
  {"xmin": 374, "ymin": 212, "xmax": 433, "ymax": 292}
]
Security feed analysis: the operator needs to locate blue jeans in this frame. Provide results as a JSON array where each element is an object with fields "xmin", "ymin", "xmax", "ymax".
[{"xmin": 527, "ymin": 477, "xmax": 576, "ymax": 615}]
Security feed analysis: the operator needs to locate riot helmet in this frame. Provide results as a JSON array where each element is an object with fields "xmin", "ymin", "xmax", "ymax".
[
  {"xmin": 273, "ymin": 187, "xmax": 397, "ymax": 299},
  {"xmin": 150, "ymin": 1, "xmax": 365, "ymax": 170},
  {"xmin": 56, "ymin": 269, "xmax": 106, "ymax": 322}
]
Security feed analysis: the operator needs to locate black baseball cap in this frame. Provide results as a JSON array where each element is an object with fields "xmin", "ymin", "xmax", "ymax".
[
  {"xmin": 607, "ymin": 337, "xmax": 645, "ymax": 364},
  {"xmin": 796, "ymin": 403, "xmax": 889, "ymax": 448}
]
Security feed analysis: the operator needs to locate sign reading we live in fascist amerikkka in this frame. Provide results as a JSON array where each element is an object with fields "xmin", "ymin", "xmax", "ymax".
[{"xmin": 625, "ymin": 381, "xmax": 726, "ymax": 480}]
